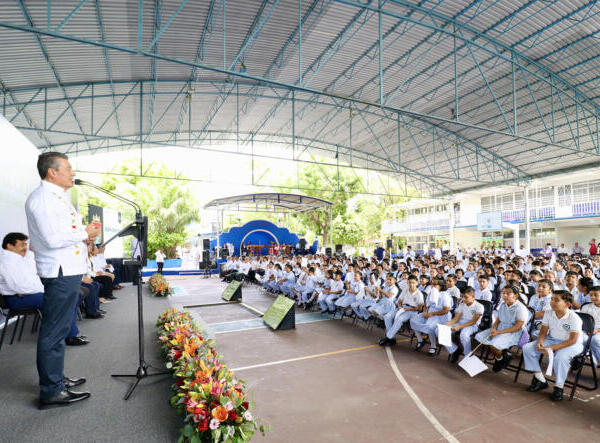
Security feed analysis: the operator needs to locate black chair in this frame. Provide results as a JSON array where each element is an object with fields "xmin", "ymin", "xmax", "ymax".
[
  {"xmin": 455, "ymin": 280, "xmax": 467, "ymax": 291},
  {"xmin": 0, "ymin": 294, "xmax": 42, "ymax": 351},
  {"xmin": 513, "ymin": 312, "xmax": 598, "ymax": 400}
]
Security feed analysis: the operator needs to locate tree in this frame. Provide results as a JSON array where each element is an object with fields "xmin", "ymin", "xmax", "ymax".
[
  {"xmin": 286, "ymin": 162, "xmax": 363, "ymax": 247},
  {"xmin": 79, "ymin": 161, "xmax": 200, "ymax": 258}
]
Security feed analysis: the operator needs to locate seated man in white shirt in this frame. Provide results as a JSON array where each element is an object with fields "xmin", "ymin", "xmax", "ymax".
[{"xmin": 0, "ymin": 232, "xmax": 44, "ymax": 311}]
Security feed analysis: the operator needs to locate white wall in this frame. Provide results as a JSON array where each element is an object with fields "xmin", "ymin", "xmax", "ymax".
[
  {"xmin": 0, "ymin": 114, "xmax": 41, "ymax": 240},
  {"xmin": 454, "ymin": 228, "xmax": 481, "ymax": 248},
  {"xmin": 555, "ymin": 226, "xmax": 598, "ymax": 249}
]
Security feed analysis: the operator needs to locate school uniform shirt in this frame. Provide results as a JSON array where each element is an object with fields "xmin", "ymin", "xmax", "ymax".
[
  {"xmin": 581, "ymin": 303, "xmax": 600, "ymax": 329},
  {"xmin": 456, "ymin": 300, "xmax": 484, "ymax": 326},
  {"xmin": 239, "ymin": 262, "xmax": 251, "ymax": 275},
  {"xmin": 0, "ymin": 249, "xmax": 44, "ymax": 295},
  {"xmin": 446, "ymin": 286, "xmax": 460, "ymax": 300},
  {"xmin": 474, "ymin": 288, "xmax": 492, "ymax": 302},
  {"xmin": 329, "ymin": 279, "xmax": 344, "ymax": 294},
  {"xmin": 399, "ymin": 288, "xmax": 423, "ymax": 308},
  {"xmin": 497, "ymin": 301, "xmax": 529, "ymax": 330},
  {"xmin": 25, "ymin": 181, "xmax": 88, "ymax": 278},
  {"xmin": 282, "ymin": 270, "xmax": 296, "ymax": 283},
  {"xmin": 305, "ymin": 275, "xmax": 317, "ymax": 290},
  {"xmin": 543, "ymin": 309, "xmax": 583, "ymax": 343},
  {"xmin": 529, "ymin": 294, "xmax": 552, "ymax": 314}
]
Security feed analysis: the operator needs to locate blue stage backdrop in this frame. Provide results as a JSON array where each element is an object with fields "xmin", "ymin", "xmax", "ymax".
[{"xmin": 211, "ymin": 220, "xmax": 301, "ymax": 256}]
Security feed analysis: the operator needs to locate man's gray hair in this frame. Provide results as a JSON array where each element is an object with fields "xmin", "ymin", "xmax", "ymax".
[{"xmin": 37, "ymin": 151, "xmax": 68, "ymax": 179}]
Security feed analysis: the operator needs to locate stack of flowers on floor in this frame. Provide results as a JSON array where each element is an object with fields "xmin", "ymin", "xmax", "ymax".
[
  {"xmin": 148, "ymin": 273, "xmax": 173, "ymax": 297},
  {"xmin": 157, "ymin": 308, "xmax": 268, "ymax": 442}
]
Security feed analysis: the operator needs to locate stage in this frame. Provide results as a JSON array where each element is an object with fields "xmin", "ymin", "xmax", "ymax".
[{"xmin": 1, "ymin": 277, "xmax": 599, "ymax": 442}]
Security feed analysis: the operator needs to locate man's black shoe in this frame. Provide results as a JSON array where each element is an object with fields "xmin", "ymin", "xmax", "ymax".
[
  {"xmin": 85, "ymin": 312, "xmax": 104, "ymax": 319},
  {"xmin": 526, "ymin": 377, "xmax": 549, "ymax": 392},
  {"xmin": 63, "ymin": 377, "xmax": 86, "ymax": 388},
  {"xmin": 107, "ymin": 295, "xmax": 118, "ymax": 300},
  {"xmin": 98, "ymin": 309, "xmax": 106, "ymax": 314},
  {"xmin": 378, "ymin": 337, "xmax": 388, "ymax": 346},
  {"xmin": 550, "ymin": 386, "xmax": 564, "ymax": 401},
  {"xmin": 39, "ymin": 390, "xmax": 90, "ymax": 409},
  {"xmin": 66, "ymin": 336, "xmax": 89, "ymax": 346},
  {"xmin": 383, "ymin": 338, "xmax": 396, "ymax": 347},
  {"xmin": 449, "ymin": 348, "xmax": 461, "ymax": 364}
]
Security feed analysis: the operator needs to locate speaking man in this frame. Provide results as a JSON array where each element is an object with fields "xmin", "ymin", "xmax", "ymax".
[{"xmin": 25, "ymin": 152, "xmax": 100, "ymax": 409}]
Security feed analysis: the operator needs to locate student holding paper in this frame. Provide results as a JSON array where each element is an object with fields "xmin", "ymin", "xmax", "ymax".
[
  {"xmin": 474, "ymin": 286, "xmax": 528, "ymax": 372},
  {"xmin": 444, "ymin": 287, "xmax": 484, "ymax": 363},
  {"xmin": 379, "ymin": 275, "xmax": 423, "ymax": 346},
  {"xmin": 523, "ymin": 290, "xmax": 584, "ymax": 401},
  {"xmin": 410, "ymin": 279, "xmax": 452, "ymax": 356}
]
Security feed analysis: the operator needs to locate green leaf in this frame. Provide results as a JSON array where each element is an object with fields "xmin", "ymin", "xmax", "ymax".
[{"xmin": 183, "ymin": 424, "xmax": 193, "ymax": 438}]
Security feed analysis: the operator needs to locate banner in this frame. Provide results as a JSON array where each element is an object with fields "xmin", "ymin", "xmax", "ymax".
[{"xmin": 88, "ymin": 204, "xmax": 104, "ymax": 243}]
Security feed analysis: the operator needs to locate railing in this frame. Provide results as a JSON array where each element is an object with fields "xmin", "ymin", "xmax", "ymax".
[{"xmin": 572, "ymin": 201, "xmax": 600, "ymax": 217}]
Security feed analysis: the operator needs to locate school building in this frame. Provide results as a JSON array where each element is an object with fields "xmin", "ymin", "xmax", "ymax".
[{"xmin": 383, "ymin": 167, "xmax": 600, "ymax": 253}]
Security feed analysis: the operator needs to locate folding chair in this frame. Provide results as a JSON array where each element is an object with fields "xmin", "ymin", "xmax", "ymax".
[{"xmin": 0, "ymin": 294, "xmax": 42, "ymax": 351}]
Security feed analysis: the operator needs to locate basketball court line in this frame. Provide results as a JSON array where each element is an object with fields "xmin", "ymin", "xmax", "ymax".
[{"xmin": 385, "ymin": 347, "xmax": 460, "ymax": 443}]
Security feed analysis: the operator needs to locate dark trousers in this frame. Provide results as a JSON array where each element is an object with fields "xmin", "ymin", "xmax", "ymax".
[
  {"xmin": 38, "ymin": 272, "xmax": 82, "ymax": 399},
  {"xmin": 80, "ymin": 282, "xmax": 101, "ymax": 315},
  {"xmin": 93, "ymin": 275, "xmax": 113, "ymax": 298},
  {"xmin": 4, "ymin": 292, "xmax": 43, "ymax": 311},
  {"xmin": 157, "ymin": 262, "xmax": 164, "ymax": 274}
]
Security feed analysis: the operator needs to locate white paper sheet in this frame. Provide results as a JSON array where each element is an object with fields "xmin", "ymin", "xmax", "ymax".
[
  {"xmin": 545, "ymin": 348, "xmax": 554, "ymax": 376},
  {"xmin": 437, "ymin": 324, "xmax": 452, "ymax": 347},
  {"xmin": 458, "ymin": 355, "xmax": 489, "ymax": 377}
]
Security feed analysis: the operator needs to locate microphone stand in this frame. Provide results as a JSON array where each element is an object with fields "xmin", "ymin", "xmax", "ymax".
[{"xmin": 75, "ymin": 179, "xmax": 169, "ymax": 400}]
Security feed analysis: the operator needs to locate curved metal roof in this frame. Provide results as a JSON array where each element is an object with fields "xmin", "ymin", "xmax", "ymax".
[
  {"xmin": 2, "ymin": 1, "xmax": 600, "ymax": 197},
  {"xmin": 204, "ymin": 192, "xmax": 332, "ymax": 213}
]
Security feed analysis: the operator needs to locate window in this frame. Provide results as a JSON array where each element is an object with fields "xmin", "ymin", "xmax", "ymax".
[
  {"xmin": 502, "ymin": 193, "xmax": 513, "ymax": 211},
  {"xmin": 514, "ymin": 191, "xmax": 525, "ymax": 209},
  {"xmin": 540, "ymin": 187, "xmax": 554, "ymax": 207},
  {"xmin": 481, "ymin": 196, "xmax": 492, "ymax": 212},
  {"xmin": 573, "ymin": 183, "xmax": 588, "ymax": 203}
]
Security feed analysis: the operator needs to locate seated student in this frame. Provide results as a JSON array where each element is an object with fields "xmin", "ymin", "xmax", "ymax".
[
  {"xmin": 354, "ymin": 271, "xmax": 380, "ymax": 320},
  {"xmin": 575, "ymin": 276, "xmax": 593, "ymax": 309},
  {"xmin": 411, "ymin": 278, "xmax": 452, "ymax": 356},
  {"xmin": 316, "ymin": 270, "xmax": 334, "ymax": 311},
  {"xmin": 267, "ymin": 264, "xmax": 283, "ymax": 292},
  {"xmin": 475, "ymin": 285, "xmax": 528, "ymax": 372},
  {"xmin": 528, "ymin": 279, "xmax": 553, "ymax": 336},
  {"xmin": 369, "ymin": 274, "xmax": 399, "ymax": 322},
  {"xmin": 562, "ymin": 271, "xmax": 580, "ymax": 301},
  {"xmin": 475, "ymin": 274, "xmax": 493, "ymax": 302},
  {"xmin": 418, "ymin": 275, "xmax": 431, "ymax": 296},
  {"xmin": 444, "ymin": 286, "xmax": 484, "ymax": 363},
  {"xmin": 291, "ymin": 266, "xmax": 308, "ymax": 303},
  {"xmin": 323, "ymin": 271, "xmax": 344, "ymax": 312},
  {"xmin": 379, "ymin": 275, "xmax": 423, "ymax": 347},
  {"xmin": 221, "ymin": 257, "xmax": 239, "ymax": 281},
  {"xmin": 87, "ymin": 242, "xmax": 116, "ymax": 301},
  {"xmin": 581, "ymin": 286, "xmax": 600, "ymax": 365},
  {"xmin": 278, "ymin": 264, "xmax": 296, "ymax": 296},
  {"xmin": 336, "ymin": 270, "xmax": 365, "ymax": 313},
  {"xmin": 523, "ymin": 290, "xmax": 583, "ymax": 401},
  {"xmin": 298, "ymin": 267, "xmax": 318, "ymax": 307},
  {"xmin": 257, "ymin": 262, "xmax": 274, "ymax": 288},
  {"xmin": 445, "ymin": 274, "xmax": 461, "ymax": 302}
]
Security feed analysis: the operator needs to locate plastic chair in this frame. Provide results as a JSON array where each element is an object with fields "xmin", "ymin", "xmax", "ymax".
[{"xmin": 0, "ymin": 294, "xmax": 42, "ymax": 351}]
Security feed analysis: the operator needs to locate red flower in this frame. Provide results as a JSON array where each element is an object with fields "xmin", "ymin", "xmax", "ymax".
[
  {"xmin": 242, "ymin": 401, "xmax": 249, "ymax": 410},
  {"xmin": 227, "ymin": 410, "xmax": 238, "ymax": 422},
  {"xmin": 197, "ymin": 418, "xmax": 209, "ymax": 431}
]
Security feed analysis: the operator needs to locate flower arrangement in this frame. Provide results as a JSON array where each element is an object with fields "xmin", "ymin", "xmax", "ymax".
[
  {"xmin": 157, "ymin": 308, "xmax": 268, "ymax": 442},
  {"xmin": 149, "ymin": 273, "xmax": 173, "ymax": 297}
]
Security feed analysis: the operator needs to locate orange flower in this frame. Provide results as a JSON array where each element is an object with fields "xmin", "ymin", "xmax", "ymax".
[{"xmin": 212, "ymin": 406, "xmax": 228, "ymax": 422}]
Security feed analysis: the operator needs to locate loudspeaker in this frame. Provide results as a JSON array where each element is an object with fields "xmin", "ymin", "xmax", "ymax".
[
  {"xmin": 325, "ymin": 247, "xmax": 332, "ymax": 257},
  {"xmin": 220, "ymin": 248, "xmax": 228, "ymax": 259},
  {"xmin": 386, "ymin": 238, "xmax": 393, "ymax": 249},
  {"xmin": 203, "ymin": 239, "xmax": 210, "ymax": 250},
  {"xmin": 335, "ymin": 244, "xmax": 343, "ymax": 254},
  {"xmin": 299, "ymin": 238, "xmax": 307, "ymax": 250},
  {"xmin": 202, "ymin": 251, "xmax": 210, "ymax": 263}
]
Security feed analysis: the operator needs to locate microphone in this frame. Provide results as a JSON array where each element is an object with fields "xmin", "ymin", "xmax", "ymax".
[{"xmin": 74, "ymin": 178, "xmax": 142, "ymax": 217}]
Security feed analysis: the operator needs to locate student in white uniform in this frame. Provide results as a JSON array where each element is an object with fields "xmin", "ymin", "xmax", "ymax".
[
  {"xmin": 474, "ymin": 285, "xmax": 528, "ymax": 372},
  {"xmin": 444, "ymin": 286, "xmax": 484, "ymax": 362},
  {"xmin": 336, "ymin": 271, "xmax": 364, "ymax": 312},
  {"xmin": 411, "ymin": 279, "xmax": 452, "ymax": 356},
  {"xmin": 380, "ymin": 275, "xmax": 423, "ymax": 346},
  {"xmin": 316, "ymin": 270, "xmax": 334, "ymax": 312},
  {"xmin": 369, "ymin": 274, "xmax": 399, "ymax": 321},
  {"xmin": 323, "ymin": 271, "xmax": 345, "ymax": 312},
  {"xmin": 581, "ymin": 286, "xmax": 600, "ymax": 366},
  {"xmin": 278, "ymin": 264, "xmax": 296, "ymax": 296},
  {"xmin": 523, "ymin": 290, "xmax": 584, "ymax": 401},
  {"xmin": 354, "ymin": 271, "xmax": 380, "ymax": 320},
  {"xmin": 445, "ymin": 274, "xmax": 461, "ymax": 302},
  {"xmin": 474, "ymin": 274, "xmax": 493, "ymax": 302},
  {"xmin": 528, "ymin": 279, "xmax": 553, "ymax": 336}
]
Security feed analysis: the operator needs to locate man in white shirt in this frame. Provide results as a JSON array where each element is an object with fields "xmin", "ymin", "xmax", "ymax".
[
  {"xmin": 155, "ymin": 249, "xmax": 165, "ymax": 274},
  {"xmin": 25, "ymin": 152, "xmax": 100, "ymax": 409},
  {"xmin": 0, "ymin": 233, "xmax": 44, "ymax": 311}
]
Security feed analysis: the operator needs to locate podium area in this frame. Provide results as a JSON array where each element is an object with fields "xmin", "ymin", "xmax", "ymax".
[{"xmin": 166, "ymin": 277, "xmax": 600, "ymax": 443}]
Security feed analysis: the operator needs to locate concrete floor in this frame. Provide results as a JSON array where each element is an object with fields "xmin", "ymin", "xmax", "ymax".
[
  {"xmin": 170, "ymin": 277, "xmax": 600, "ymax": 443},
  {"xmin": 2, "ymin": 276, "xmax": 597, "ymax": 442}
]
